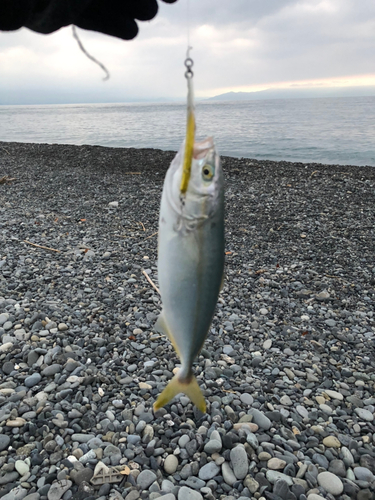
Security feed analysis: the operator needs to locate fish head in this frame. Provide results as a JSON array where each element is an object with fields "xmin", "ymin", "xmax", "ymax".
[{"xmin": 166, "ymin": 137, "xmax": 223, "ymax": 226}]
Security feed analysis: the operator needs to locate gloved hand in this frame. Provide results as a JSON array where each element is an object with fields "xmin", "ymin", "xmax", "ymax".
[{"xmin": 0, "ymin": 0, "xmax": 178, "ymax": 40}]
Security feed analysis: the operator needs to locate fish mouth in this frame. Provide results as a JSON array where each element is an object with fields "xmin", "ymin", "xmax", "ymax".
[{"xmin": 193, "ymin": 137, "xmax": 214, "ymax": 159}]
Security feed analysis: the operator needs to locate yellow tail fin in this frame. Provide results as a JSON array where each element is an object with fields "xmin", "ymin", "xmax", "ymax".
[{"xmin": 153, "ymin": 373, "xmax": 206, "ymax": 413}]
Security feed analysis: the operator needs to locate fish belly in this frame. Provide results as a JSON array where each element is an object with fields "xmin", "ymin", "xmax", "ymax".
[{"xmin": 158, "ymin": 192, "xmax": 224, "ymax": 367}]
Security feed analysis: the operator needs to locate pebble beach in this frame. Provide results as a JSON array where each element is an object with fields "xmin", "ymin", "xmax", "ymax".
[{"xmin": 0, "ymin": 141, "xmax": 375, "ymax": 500}]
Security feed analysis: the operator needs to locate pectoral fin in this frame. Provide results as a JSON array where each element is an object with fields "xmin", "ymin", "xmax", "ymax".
[
  {"xmin": 220, "ymin": 272, "xmax": 225, "ymax": 292},
  {"xmin": 155, "ymin": 311, "xmax": 180, "ymax": 358},
  {"xmin": 153, "ymin": 372, "xmax": 206, "ymax": 413}
]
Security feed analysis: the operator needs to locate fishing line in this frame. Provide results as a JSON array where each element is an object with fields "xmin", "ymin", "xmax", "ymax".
[
  {"xmin": 187, "ymin": 0, "xmax": 191, "ymax": 48},
  {"xmin": 185, "ymin": 0, "xmax": 193, "ymax": 77},
  {"xmin": 180, "ymin": 0, "xmax": 195, "ymax": 195},
  {"xmin": 72, "ymin": 26, "xmax": 110, "ymax": 81}
]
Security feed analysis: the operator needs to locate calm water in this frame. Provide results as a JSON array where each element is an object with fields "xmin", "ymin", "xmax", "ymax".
[{"xmin": 1, "ymin": 96, "xmax": 374, "ymax": 166}]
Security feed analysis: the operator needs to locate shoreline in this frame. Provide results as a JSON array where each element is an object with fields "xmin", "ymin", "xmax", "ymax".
[
  {"xmin": 0, "ymin": 141, "xmax": 375, "ymax": 500},
  {"xmin": 2, "ymin": 140, "xmax": 375, "ymax": 170}
]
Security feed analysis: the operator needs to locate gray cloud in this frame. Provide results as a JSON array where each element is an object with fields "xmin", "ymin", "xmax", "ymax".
[{"xmin": 0, "ymin": 0, "xmax": 375, "ymax": 104}]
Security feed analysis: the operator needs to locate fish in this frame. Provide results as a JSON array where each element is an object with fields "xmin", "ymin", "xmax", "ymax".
[{"xmin": 153, "ymin": 134, "xmax": 225, "ymax": 413}]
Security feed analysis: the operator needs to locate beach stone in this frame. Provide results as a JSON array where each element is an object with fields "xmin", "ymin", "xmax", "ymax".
[
  {"xmin": 125, "ymin": 492, "xmax": 140, "ymax": 500},
  {"xmin": 230, "ymin": 444, "xmax": 248, "ymax": 479},
  {"xmin": 244, "ymin": 476, "xmax": 259, "ymax": 493},
  {"xmin": 246, "ymin": 432, "xmax": 259, "ymax": 448},
  {"xmin": 273, "ymin": 479, "xmax": 290, "ymax": 499},
  {"xmin": 1, "ymin": 487, "xmax": 28, "ymax": 500},
  {"xmin": 357, "ymin": 491, "xmax": 373, "ymax": 500},
  {"xmin": 268, "ymin": 458, "xmax": 286, "ymax": 470},
  {"xmin": 0, "ymin": 343, "xmax": 13, "ymax": 353},
  {"xmin": 137, "ymin": 470, "xmax": 157, "ymax": 489},
  {"xmin": 222, "ymin": 462, "xmax": 236, "ymax": 486},
  {"xmin": 313, "ymin": 453, "xmax": 328, "ymax": 469},
  {"xmin": 15, "ymin": 460, "xmax": 30, "ymax": 476},
  {"xmin": 22, "ymin": 494, "xmax": 40, "ymax": 500},
  {"xmin": 0, "ymin": 471, "xmax": 19, "ymax": 485},
  {"xmin": 103, "ymin": 444, "xmax": 120, "ymax": 456},
  {"xmin": 42, "ymin": 364, "xmax": 62, "ymax": 376},
  {"xmin": 72, "ymin": 433, "xmax": 96, "ymax": 443},
  {"xmin": 204, "ymin": 439, "xmax": 222, "ymax": 454},
  {"xmin": 178, "ymin": 487, "xmax": 202, "ymax": 500},
  {"xmin": 355, "ymin": 408, "xmax": 374, "ymax": 421},
  {"xmin": 161, "ymin": 480, "xmax": 174, "ymax": 493},
  {"xmin": 266, "ymin": 471, "xmax": 293, "ymax": 486},
  {"xmin": 210, "ymin": 430, "xmax": 222, "ymax": 444},
  {"xmin": 2, "ymin": 361, "xmax": 14, "ymax": 375},
  {"xmin": 341, "ymin": 446, "xmax": 354, "ymax": 466},
  {"xmin": 322, "ymin": 436, "xmax": 341, "ymax": 448},
  {"xmin": 198, "ymin": 462, "xmax": 220, "ymax": 480},
  {"xmin": 25, "ymin": 373, "xmax": 42, "ymax": 387},
  {"xmin": 240, "ymin": 393, "xmax": 253, "ymax": 405},
  {"xmin": 3, "ymin": 487, "xmax": 28, "ymax": 500},
  {"xmin": 180, "ymin": 464, "xmax": 192, "ymax": 480},
  {"xmin": 0, "ymin": 313, "xmax": 8, "ymax": 325},
  {"xmin": 161, "ymin": 495, "xmax": 176, "ymax": 500},
  {"xmin": 185, "ymin": 439, "xmax": 198, "ymax": 456},
  {"xmin": 178, "ymin": 434, "xmax": 190, "ymax": 448},
  {"xmin": 0, "ymin": 434, "xmax": 10, "ymax": 451},
  {"xmin": 6, "ymin": 417, "xmax": 26, "ymax": 427},
  {"xmin": 164, "ymin": 455, "xmax": 178, "ymax": 474},
  {"xmin": 324, "ymin": 389, "xmax": 343, "ymax": 400},
  {"xmin": 263, "ymin": 339, "xmax": 272, "ymax": 349},
  {"xmin": 353, "ymin": 467, "xmax": 374, "ymax": 482},
  {"xmin": 307, "ymin": 495, "xmax": 326, "ymax": 500},
  {"xmin": 71, "ymin": 467, "xmax": 94, "ymax": 485},
  {"xmin": 280, "ymin": 395, "xmax": 293, "ymax": 406},
  {"xmin": 328, "ymin": 459, "xmax": 346, "ymax": 477},
  {"xmin": 360, "ymin": 454, "xmax": 375, "ymax": 473},
  {"xmin": 47, "ymin": 480, "xmax": 72, "ymax": 500},
  {"xmin": 319, "ymin": 404, "xmax": 333, "ymax": 414},
  {"xmin": 296, "ymin": 405, "xmax": 309, "ymax": 418},
  {"xmin": 248, "ymin": 408, "xmax": 271, "ymax": 430},
  {"xmin": 317, "ymin": 471, "xmax": 343, "ymax": 495},
  {"xmin": 185, "ymin": 477, "xmax": 205, "ymax": 489}
]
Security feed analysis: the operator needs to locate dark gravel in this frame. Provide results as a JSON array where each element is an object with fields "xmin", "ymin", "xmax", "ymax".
[{"xmin": 0, "ymin": 141, "xmax": 375, "ymax": 500}]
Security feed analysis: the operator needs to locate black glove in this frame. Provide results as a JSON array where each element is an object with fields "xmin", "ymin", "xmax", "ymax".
[{"xmin": 0, "ymin": 0, "xmax": 178, "ymax": 40}]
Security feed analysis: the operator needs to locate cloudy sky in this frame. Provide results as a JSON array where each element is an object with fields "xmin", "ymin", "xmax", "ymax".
[{"xmin": 1, "ymin": 0, "xmax": 375, "ymax": 104}]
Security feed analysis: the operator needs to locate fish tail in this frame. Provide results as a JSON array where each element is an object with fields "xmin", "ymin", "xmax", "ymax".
[{"xmin": 153, "ymin": 372, "xmax": 206, "ymax": 413}]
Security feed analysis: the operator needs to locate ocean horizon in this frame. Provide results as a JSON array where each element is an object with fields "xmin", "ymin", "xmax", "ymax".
[{"xmin": 1, "ymin": 95, "xmax": 374, "ymax": 166}]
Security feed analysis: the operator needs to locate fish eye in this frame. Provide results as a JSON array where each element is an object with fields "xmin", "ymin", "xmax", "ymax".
[{"xmin": 202, "ymin": 164, "xmax": 214, "ymax": 181}]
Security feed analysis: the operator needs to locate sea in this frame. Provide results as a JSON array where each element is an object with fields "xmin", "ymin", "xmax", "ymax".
[{"xmin": 1, "ymin": 96, "xmax": 374, "ymax": 166}]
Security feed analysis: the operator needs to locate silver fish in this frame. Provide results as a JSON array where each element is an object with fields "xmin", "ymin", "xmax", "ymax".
[{"xmin": 153, "ymin": 136, "xmax": 225, "ymax": 413}]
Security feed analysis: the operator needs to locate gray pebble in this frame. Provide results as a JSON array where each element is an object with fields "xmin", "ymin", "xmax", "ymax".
[
  {"xmin": 178, "ymin": 487, "xmax": 203, "ymax": 500},
  {"xmin": 137, "ymin": 470, "xmax": 157, "ymax": 489},
  {"xmin": 25, "ymin": 373, "xmax": 42, "ymax": 388},
  {"xmin": 1, "ymin": 487, "xmax": 28, "ymax": 500},
  {"xmin": 317, "ymin": 471, "xmax": 343, "ymax": 495},
  {"xmin": 230, "ymin": 444, "xmax": 248, "ymax": 479},
  {"xmin": 0, "ymin": 435, "xmax": 10, "ymax": 451},
  {"xmin": 248, "ymin": 408, "xmax": 271, "ymax": 430},
  {"xmin": 354, "ymin": 467, "xmax": 375, "ymax": 482},
  {"xmin": 198, "ymin": 462, "xmax": 220, "ymax": 480},
  {"xmin": 47, "ymin": 480, "xmax": 72, "ymax": 500}
]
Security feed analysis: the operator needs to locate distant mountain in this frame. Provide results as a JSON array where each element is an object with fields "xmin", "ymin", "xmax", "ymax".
[{"xmin": 207, "ymin": 86, "xmax": 375, "ymax": 101}]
